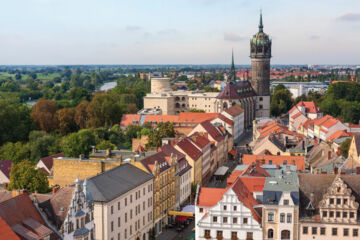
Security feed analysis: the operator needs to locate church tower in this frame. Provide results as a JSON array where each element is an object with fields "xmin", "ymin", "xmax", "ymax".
[
  {"xmin": 250, "ymin": 12, "xmax": 271, "ymax": 118},
  {"xmin": 229, "ymin": 49, "xmax": 236, "ymax": 83}
]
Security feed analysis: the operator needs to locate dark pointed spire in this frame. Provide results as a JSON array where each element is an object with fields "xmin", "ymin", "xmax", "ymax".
[
  {"xmin": 259, "ymin": 10, "xmax": 263, "ymax": 32},
  {"xmin": 229, "ymin": 49, "xmax": 236, "ymax": 82}
]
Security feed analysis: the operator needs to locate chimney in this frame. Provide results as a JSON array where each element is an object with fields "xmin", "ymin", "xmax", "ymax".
[
  {"xmin": 328, "ymin": 151, "xmax": 332, "ymax": 160},
  {"xmin": 356, "ymin": 167, "xmax": 360, "ymax": 175}
]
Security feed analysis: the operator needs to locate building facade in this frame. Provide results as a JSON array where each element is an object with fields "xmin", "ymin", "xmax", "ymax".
[{"xmin": 87, "ymin": 164, "xmax": 154, "ymax": 240}]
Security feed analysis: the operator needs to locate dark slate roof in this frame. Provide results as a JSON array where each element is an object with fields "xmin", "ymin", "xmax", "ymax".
[
  {"xmin": 0, "ymin": 160, "xmax": 12, "ymax": 179},
  {"xmin": 74, "ymin": 227, "xmax": 89, "ymax": 237},
  {"xmin": 87, "ymin": 164, "xmax": 153, "ymax": 202},
  {"xmin": 262, "ymin": 191, "xmax": 299, "ymax": 206},
  {"xmin": 217, "ymin": 81, "xmax": 255, "ymax": 100},
  {"xmin": 298, "ymin": 174, "xmax": 360, "ymax": 219},
  {"xmin": 39, "ymin": 153, "xmax": 64, "ymax": 171}
]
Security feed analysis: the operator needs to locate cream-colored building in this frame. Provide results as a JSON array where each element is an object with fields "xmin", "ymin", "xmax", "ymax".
[
  {"xmin": 299, "ymin": 174, "xmax": 360, "ymax": 240},
  {"xmin": 87, "ymin": 164, "xmax": 154, "ymax": 240}
]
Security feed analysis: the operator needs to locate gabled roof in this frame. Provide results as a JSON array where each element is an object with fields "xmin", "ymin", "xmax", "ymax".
[
  {"xmin": 87, "ymin": 164, "xmax": 153, "ymax": 202},
  {"xmin": 240, "ymin": 162, "xmax": 270, "ymax": 177},
  {"xmin": 217, "ymin": 81, "xmax": 255, "ymax": 100},
  {"xmin": 231, "ymin": 177, "xmax": 262, "ymax": 223},
  {"xmin": 200, "ymin": 120, "xmax": 224, "ymax": 142},
  {"xmin": 120, "ymin": 114, "xmax": 141, "ymax": 127},
  {"xmin": 188, "ymin": 132, "xmax": 210, "ymax": 149},
  {"xmin": 39, "ymin": 153, "xmax": 64, "ymax": 171},
  {"xmin": 0, "ymin": 160, "xmax": 12, "ymax": 179},
  {"xmin": 314, "ymin": 115, "xmax": 332, "ymax": 126},
  {"xmin": 178, "ymin": 112, "xmax": 218, "ymax": 124},
  {"xmin": 290, "ymin": 101, "xmax": 321, "ymax": 114},
  {"xmin": 140, "ymin": 151, "xmax": 171, "ymax": 174},
  {"xmin": 352, "ymin": 133, "xmax": 360, "ymax": 155},
  {"xmin": 321, "ymin": 118, "xmax": 340, "ymax": 129},
  {"xmin": 197, "ymin": 187, "xmax": 228, "ymax": 207},
  {"xmin": 223, "ymin": 105, "xmax": 244, "ymax": 117},
  {"xmin": 0, "ymin": 217, "xmax": 20, "ymax": 240},
  {"xmin": 160, "ymin": 144, "xmax": 185, "ymax": 161},
  {"xmin": 176, "ymin": 138, "xmax": 202, "ymax": 161},
  {"xmin": 290, "ymin": 111, "xmax": 304, "ymax": 120},
  {"xmin": 327, "ymin": 130, "xmax": 352, "ymax": 141},
  {"xmin": 217, "ymin": 114, "xmax": 234, "ymax": 126}
]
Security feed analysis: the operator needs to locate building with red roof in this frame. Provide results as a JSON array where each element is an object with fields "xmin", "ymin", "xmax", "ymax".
[
  {"xmin": 289, "ymin": 101, "xmax": 322, "ymax": 132},
  {"xmin": 35, "ymin": 153, "xmax": 64, "ymax": 175},
  {"xmin": 0, "ymin": 160, "xmax": 12, "ymax": 185},
  {"xmin": 241, "ymin": 154, "xmax": 305, "ymax": 171}
]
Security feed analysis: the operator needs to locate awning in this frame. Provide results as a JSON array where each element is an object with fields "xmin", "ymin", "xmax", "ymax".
[
  {"xmin": 175, "ymin": 216, "xmax": 189, "ymax": 222},
  {"xmin": 169, "ymin": 211, "xmax": 194, "ymax": 217},
  {"xmin": 181, "ymin": 205, "xmax": 195, "ymax": 214},
  {"xmin": 214, "ymin": 166, "xmax": 229, "ymax": 176},
  {"xmin": 229, "ymin": 149, "xmax": 238, "ymax": 156}
]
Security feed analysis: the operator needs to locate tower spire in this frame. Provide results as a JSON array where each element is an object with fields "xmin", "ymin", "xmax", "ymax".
[
  {"xmin": 229, "ymin": 49, "xmax": 236, "ymax": 83},
  {"xmin": 259, "ymin": 10, "xmax": 263, "ymax": 32}
]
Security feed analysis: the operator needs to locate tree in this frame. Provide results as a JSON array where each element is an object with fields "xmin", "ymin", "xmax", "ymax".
[
  {"xmin": 0, "ymin": 142, "xmax": 30, "ymax": 164},
  {"xmin": 75, "ymin": 101, "xmax": 89, "ymax": 129},
  {"xmin": 28, "ymin": 131, "xmax": 61, "ymax": 162},
  {"xmin": 31, "ymin": 98, "xmax": 59, "ymax": 132},
  {"xmin": 147, "ymin": 122, "xmax": 175, "ymax": 148},
  {"xmin": 188, "ymin": 109, "xmax": 205, "ymax": 113},
  {"xmin": 68, "ymin": 87, "xmax": 91, "ymax": 106},
  {"xmin": 57, "ymin": 108, "xmax": 77, "ymax": 135},
  {"xmin": 8, "ymin": 160, "xmax": 49, "ymax": 193},
  {"xmin": 270, "ymin": 89, "xmax": 293, "ymax": 117},
  {"xmin": 86, "ymin": 94, "xmax": 123, "ymax": 128},
  {"xmin": 96, "ymin": 140, "xmax": 117, "ymax": 150},
  {"xmin": 61, "ymin": 129, "xmax": 96, "ymax": 157},
  {"xmin": 0, "ymin": 99, "xmax": 33, "ymax": 145},
  {"xmin": 340, "ymin": 138, "xmax": 351, "ymax": 158}
]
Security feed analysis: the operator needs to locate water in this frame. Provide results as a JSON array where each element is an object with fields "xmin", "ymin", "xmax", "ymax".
[{"xmin": 99, "ymin": 81, "xmax": 117, "ymax": 91}]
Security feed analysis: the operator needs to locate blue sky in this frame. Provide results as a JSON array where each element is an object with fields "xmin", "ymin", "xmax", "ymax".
[{"xmin": 0, "ymin": 0, "xmax": 360, "ymax": 65}]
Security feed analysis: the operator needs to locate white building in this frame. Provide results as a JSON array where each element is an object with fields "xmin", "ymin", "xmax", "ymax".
[
  {"xmin": 271, "ymin": 81, "xmax": 329, "ymax": 98},
  {"xmin": 195, "ymin": 176, "xmax": 263, "ymax": 240},
  {"xmin": 87, "ymin": 164, "xmax": 154, "ymax": 240}
]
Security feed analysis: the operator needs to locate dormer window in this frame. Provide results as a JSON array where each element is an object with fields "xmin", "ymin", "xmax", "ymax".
[{"xmin": 283, "ymin": 199, "xmax": 289, "ymax": 205}]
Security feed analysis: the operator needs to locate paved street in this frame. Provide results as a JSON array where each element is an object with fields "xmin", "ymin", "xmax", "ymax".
[{"xmin": 157, "ymin": 221, "xmax": 195, "ymax": 240}]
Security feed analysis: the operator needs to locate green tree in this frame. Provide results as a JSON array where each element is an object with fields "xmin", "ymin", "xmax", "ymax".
[
  {"xmin": 270, "ymin": 89, "xmax": 293, "ymax": 117},
  {"xmin": 146, "ymin": 122, "xmax": 175, "ymax": 148},
  {"xmin": 340, "ymin": 138, "xmax": 351, "ymax": 158},
  {"xmin": 8, "ymin": 160, "xmax": 49, "ymax": 193},
  {"xmin": 188, "ymin": 109, "xmax": 206, "ymax": 113},
  {"xmin": 96, "ymin": 140, "xmax": 117, "ymax": 150},
  {"xmin": 62, "ymin": 129, "xmax": 96, "ymax": 157},
  {"xmin": 0, "ymin": 142, "xmax": 30, "ymax": 163},
  {"xmin": 28, "ymin": 131, "xmax": 61, "ymax": 162}
]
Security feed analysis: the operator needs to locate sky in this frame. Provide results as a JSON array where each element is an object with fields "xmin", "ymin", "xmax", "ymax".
[{"xmin": 0, "ymin": 0, "xmax": 360, "ymax": 65}]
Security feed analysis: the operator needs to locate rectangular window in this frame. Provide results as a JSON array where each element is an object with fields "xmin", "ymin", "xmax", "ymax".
[
  {"xmin": 213, "ymin": 216, "xmax": 217, "ymax": 222},
  {"xmin": 353, "ymin": 229, "xmax": 358, "ymax": 237},
  {"xmin": 343, "ymin": 198, "xmax": 348, "ymax": 205},
  {"xmin": 312, "ymin": 227, "xmax": 317, "ymax": 235},
  {"xmin": 130, "ymin": 195, "xmax": 132, "ymax": 203},
  {"xmin": 247, "ymin": 232, "xmax": 253, "ymax": 239},
  {"xmin": 200, "ymin": 208, "xmax": 203, "ymax": 213},
  {"xmin": 223, "ymin": 205, "xmax": 227, "ymax": 211},
  {"xmin": 118, "ymin": 202, "xmax": 120, "ymax": 210},
  {"xmin": 231, "ymin": 232, "xmax": 237, "ymax": 238},
  {"xmin": 330, "ymin": 211, "xmax": 334, "ymax": 217},
  {"xmin": 344, "ymin": 228, "xmax": 349, "ymax": 236},
  {"xmin": 233, "ymin": 218, "xmax": 237, "ymax": 224},
  {"xmin": 320, "ymin": 227, "xmax": 326, "ymax": 235},
  {"xmin": 330, "ymin": 198, "xmax": 334, "ymax": 204},
  {"xmin": 336, "ymin": 211, "xmax": 340, "ymax": 218},
  {"xmin": 216, "ymin": 231, "xmax": 223, "ymax": 237},
  {"xmin": 111, "ymin": 206, "xmax": 114, "ymax": 215},
  {"xmin": 233, "ymin": 206, "xmax": 237, "ymax": 211},
  {"xmin": 223, "ymin": 217, "xmax": 228, "ymax": 223},
  {"xmin": 204, "ymin": 230, "xmax": 210, "ymax": 237},
  {"xmin": 343, "ymin": 212, "xmax": 348, "ymax": 218},
  {"xmin": 332, "ymin": 228, "xmax": 338, "ymax": 236},
  {"xmin": 111, "ymin": 221, "xmax": 114, "ymax": 232},
  {"xmin": 350, "ymin": 212, "xmax": 355, "ymax": 218},
  {"xmin": 337, "ymin": 198, "xmax": 341, "ymax": 205},
  {"xmin": 125, "ymin": 198, "xmax": 127, "ymax": 207},
  {"xmin": 118, "ymin": 217, "xmax": 120, "ymax": 227},
  {"xmin": 268, "ymin": 213, "xmax": 274, "ymax": 222},
  {"xmin": 287, "ymin": 214, "xmax": 292, "ymax": 223},
  {"xmin": 322, "ymin": 211, "xmax": 327, "ymax": 217},
  {"xmin": 303, "ymin": 227, "xmax": 308, "ymax": 234},
  {"xmin": 243, "ymin": 218, "xmax": 248, "ymax": 224},
  {"xmin": 284, "ymin": 199, "xmax": 289, "ymax": 205}
]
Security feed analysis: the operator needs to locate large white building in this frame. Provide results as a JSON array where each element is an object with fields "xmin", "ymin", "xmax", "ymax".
[
  {"xmin": 87, "ymin": 164, "xmax": 154, "ymax": 240},
  {"xmin": 271, "ymin": 81, "xmax": 329, "ymax": 98}
]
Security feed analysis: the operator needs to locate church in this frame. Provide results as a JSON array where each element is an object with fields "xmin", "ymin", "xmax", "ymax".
[{"xmin": 143, "ymin": 13, "xmax": 272, "ymax": 128}]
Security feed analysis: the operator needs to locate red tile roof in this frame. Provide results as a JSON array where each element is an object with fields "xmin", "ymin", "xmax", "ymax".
[
  {"xmin": 239, "ymin": 177, "xmax": 266, "ymax": 192},
  {"xmin": 120, "ymin": 114, "xmax": 141, "ymax": 128},
  {"xmin": 176, "ymin": 138, "xmax": 202, "ymax": 161},
  {"xmin": 178, "ymin": 112, "xmax": 218, "ymax": 124},
  {"xmin": 0, "ymin": 160, "xmax": 12, "ymax": 179},
  {"xmin": 290, "ymin": 112, "xmax": 303, "ymax": 119},
  {"xmin": 161, "ymin": 144, "xmax": 185, "ymax": 161},
  {"xmin": 197, "ymin": 187, "xmax": 228, "ymax": 207},
  {"xmin": 140, "ymin": 152, "xmax": 171, "ymax": 173},
  {"xmin": 321, "ymin": 118, "xmax": 339, "ymax": 129},
  {"xmin": 188, "ymin": 132, "xmax": 210, "ymax": 149},
  {"xmin": 290, "ymin": 101, "xmax": 321, "ymax": 114},
  {"xmin": 217, "ymin": 114, "xmax": 234, "ymax": 126},
  {"xmin": 240, "ymin": 162, "xmax": 270, "ymax": 177},
  {"xmin": 242, "ymin": 154, "xmax": 305, "ymax": 171},
  {"xmin": 327, "ymin": 130, "xmax": 352, "ymax": 141},
  {"xmin": 200, "ymin": 120, "xmax": 224, "ymax": 142},
  {"xmin": 39, "ymin": 153, "xmax": 64, "ymax": 171},
  {"xmin": 0, "ymin": 217, "xmax": 20, "ymax": 240},
  {"xmin": 223, "ymin": 105, "xmax": 244, "ymax": 117},
  {"xmin": 144, "ymin": 115, "xmax": 179, "ymax": 125},
  {"xmin": 231, "ymin": 177, "xmax": 261, "ymax": 223},
  {"xmin": 314, "ymin": 115, "xmax": 332, "ymax": 126}
]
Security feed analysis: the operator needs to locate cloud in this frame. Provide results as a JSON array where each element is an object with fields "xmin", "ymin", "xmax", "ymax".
[
  {"xmin": 338, "ymin": 13, "xmax": 360, "ymax": 21},
  {"xmin": 125, "ymin": 25, "xmax": 142, "ymax": 31},
  {"xmin": 309, "ymin": 35, "xmax": 320, "ymax": 40},
  {"xmin": 224, "ymin": 32, "xmax": 246, "ymax": 42},
  {"xmin": 158, "ymin": 29, "xmax": 177, "ymax": 35}
]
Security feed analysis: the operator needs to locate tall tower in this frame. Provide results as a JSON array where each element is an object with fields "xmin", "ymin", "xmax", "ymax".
[
  {"xmin": 250, "ymin": 11, "xmax": 271, "ymax": 118},
  {"xmin": 229, "ymin": 49, "xmax": 236, "ymax": 83}
]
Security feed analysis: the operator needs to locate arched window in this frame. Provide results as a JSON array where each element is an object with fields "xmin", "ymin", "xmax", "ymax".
[
  {"xmin": 175, "ymin": 97, "xmax": 180, "ymax": 101},
  {"xmin": 268, "ymin": 229, "xmax": 274, "ymax": 239},
  {"xmin": 181, "ymin": 104, "xmax": 186, "ymax": 108},
  {"xmin": 181, "ymin": 97, "xmax": 185, "ymax": 101}
]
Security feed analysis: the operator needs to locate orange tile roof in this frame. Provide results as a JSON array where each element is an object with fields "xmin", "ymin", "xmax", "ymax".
[
  {"xmin": 321, "ymin": 118, "xmax": 339, "ymax": 129},
  {"xmin": 0, "ymin": 217, "xmax": 20, "ymax": 240},
  {"xmin": 197, "ymin": 187, "xmax": 228, "ymax": 207},
  {"xmin": 178, "ymin": 112, "xmax": 218, "ymax": 124},
  {"xmin": 327, "ymin": 130, "xmax": 352, "ymax": 141},
  {"xmin": 349, "ymin": 124, "xmax": 360, "ymax": 128},
  {"xmin": 314, "ymin": 115, "xmax": 332, "ymax": 126},
  {"xmin": 290, "ymin": 112, "xmax": 303, "ymax": 119},
  {"xmin": 144, "ymin": 115, "xmax": 179, "ymax": 125},
  {"xmin": 223, "ymin": 105, "xmax": 244, "ymax": 117},
  {"xmin": 120, "ymin": 114, "xmax": 141, "ymax": 127},
  {"xmin": 242, "ymin": 154, "xmax": 305, "ymax": 171},
  {"xmin": 227, "ymin": 170, "xmax": 242, "ymax": 185}
]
